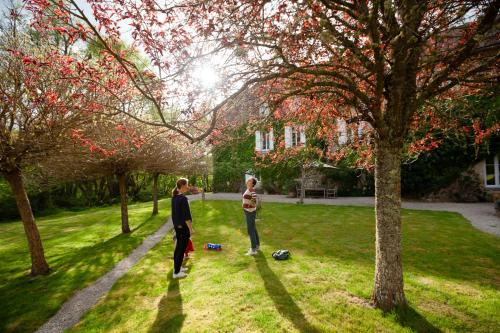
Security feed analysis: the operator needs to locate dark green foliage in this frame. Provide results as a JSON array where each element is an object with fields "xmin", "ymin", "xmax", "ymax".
[
  {"xmin": 401, "ymin": 138, "xmax": 481, "ymax": 198},
  {"xmin": 0, "ymin": 178, "xmax": 18, "ymax": 220},
  {"xmin": 0, "ymin": 173, "xmax": 190, "ymax": 222},
  {"xmin": 322, "ymin": 162, "xmax": 374, "ymax": 196},
  {"xmin": 402, "ymin": 89, "xmax": 499, "ymax": 198},
  {"xmin": 259, "ymin": 164, "xmax": 300, "ymax": 194},
  {"xmin": 212, "ymin": 128, "xmax": 255, "ymax": 192},
  {"xmin": 212, "ymin": 125, "xmax": 375, "ymax": 196}
]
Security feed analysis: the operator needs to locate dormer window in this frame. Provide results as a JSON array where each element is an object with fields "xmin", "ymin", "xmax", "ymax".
[{"xmin": 259, "ymin": 104, "xmax": 270, "ymax": 118}]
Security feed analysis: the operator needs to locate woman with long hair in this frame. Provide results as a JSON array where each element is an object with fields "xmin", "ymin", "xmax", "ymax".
[
  {"xmin": 171, "ymin": 178, "xmax": 192, "ymax": 278},
  {"xmin": 242, "ymin": 177, "xmax": 260, "ymax": 255}
]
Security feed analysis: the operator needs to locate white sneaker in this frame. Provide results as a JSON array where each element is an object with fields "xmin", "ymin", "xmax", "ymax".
[
  {"xmin": 255, "ymin": 246, "xmax": 260, "ymax": 251},
  {"xmin": 246, "ymin": 249, "xmax": 257, "ymax": 256},
  {"xmin": 173, "ymin": 271, "xmax": 188, "ymax": 279},
  {"xmin": 180, "ymin": 267, "xmax": 188, "ymax": 272}
]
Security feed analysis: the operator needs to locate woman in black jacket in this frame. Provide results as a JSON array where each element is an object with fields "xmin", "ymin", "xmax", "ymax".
[{"xmin": 171, "ymin": 178, "xmax": 192, "ymax": 279}]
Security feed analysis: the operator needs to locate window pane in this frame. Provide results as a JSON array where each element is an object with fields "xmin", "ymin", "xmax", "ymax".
[
  {"xmin": 291, "ymin": 129, "xmax": 298, "ymax": 146},
  {"xmin": 486, "ymin": 163, "xmax": 495, "ymax": 185},
  {"xmin": 266, "ymin": 133, "xmax": 270, "ymax": 150},
  {"xmin": 496, "ymin": 155, "xmax": 500, "ymax": 182}
]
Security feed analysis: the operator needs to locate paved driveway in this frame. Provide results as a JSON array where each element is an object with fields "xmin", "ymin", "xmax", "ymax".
[{"xmin": 193, "ymin": 193, "xmax": 500, "ymax": 237}]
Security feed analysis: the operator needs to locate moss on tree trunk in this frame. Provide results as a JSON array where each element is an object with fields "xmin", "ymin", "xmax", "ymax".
[{"xmin": 372, "ymin": 139, "xmax": 406, "ymax": 310}]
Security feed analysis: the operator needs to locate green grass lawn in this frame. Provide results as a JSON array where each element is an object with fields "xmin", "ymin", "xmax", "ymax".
[
  {"xmin": 64, "ymin": 201, "xmax": 499, "ymax": 333},
  {"xmin": 0, "ymin": 199, "xmax": 171, "ymax": 333}
]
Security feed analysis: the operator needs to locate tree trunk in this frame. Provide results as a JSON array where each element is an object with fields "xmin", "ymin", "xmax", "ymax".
[
  {"xmin": 299, "ymin": 166, "xmax": 305, "ymax": 204},
  {"xmin": 201, "ymin": 173, "xmax": 206, "ymax": 201},
  {"xmin": 152, "ymin": 172, "xmax": 159, "ymax": 215},
  {"xmin": 372, "ymin": 140, "xmax": 406, "ymax": 311},
  {"xmin": 4, "ymin": 169, "xmax": 50, "ymax": 276},
  {"xmin": 118, "ymin": 172, "xmax": 130, "ymax": 233}
]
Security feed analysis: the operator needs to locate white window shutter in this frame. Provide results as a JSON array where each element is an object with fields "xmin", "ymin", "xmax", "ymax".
[
  {"xmin": 300, "ymin": 129, "xmax": 306, "ymax": 145},
  {"xmin": 338, "ymin": 119, "xmax": 347, "ymax": 145},
  {"xmin": 269, "ymin": 128, "xmax": 274, "ymax": 150},
  {"xmin": 339, "ymin": 132, "xmax": 347, "ymax": 145},
  {"xmin": 255, "ymin": 130, "xmax": 262, "ymax": 151},
  {"xmin": 284, "ymin": 126, "xmax": 292, "ymax": 148}
]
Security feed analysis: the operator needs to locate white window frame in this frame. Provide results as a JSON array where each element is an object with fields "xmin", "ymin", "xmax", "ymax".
[
  {"xmin": 285, "ymin": 126, "xmax": 306, "ymax": 149},
  {"xmin": 258, "ymin": 128, "xmax": 274, "ymax": 153},
  {"xmin": 255, "ymin": 130, "xmax": 262, "ymax": 152},
  {"xmin": 485, "ymin": 154, "xmax": 500, "ymax": 188}
]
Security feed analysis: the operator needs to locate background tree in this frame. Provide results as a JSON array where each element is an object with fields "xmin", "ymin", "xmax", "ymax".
[
  {"xmin": 142, "ymin": 133, "xmax": 184, "ymax": 215},
  {"xmin": 0, "ymin": 9, "xmax": 110, "ymax": 275},
  {"xmin": 70, "ymin": 117, "xmax": 162, "ymax": 233},
  {"xmin": 25, "ymin": 0, "xmax": 244, "ymax": 143}
]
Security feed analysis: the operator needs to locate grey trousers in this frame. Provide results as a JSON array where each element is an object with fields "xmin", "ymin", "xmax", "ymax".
[{"xmin": 244, "ymin": 210, "xmax": 260, "ymax": 250}]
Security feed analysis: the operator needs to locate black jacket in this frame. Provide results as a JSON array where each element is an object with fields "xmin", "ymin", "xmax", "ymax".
[{"xmin": 171, "ymin": 194, "xmax": 192, "ymax": 229}]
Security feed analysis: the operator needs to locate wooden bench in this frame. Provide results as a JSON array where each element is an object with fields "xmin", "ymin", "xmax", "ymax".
[{"xmin": 296, "ymin": 186, "xmax": 337, "ymax": 199}]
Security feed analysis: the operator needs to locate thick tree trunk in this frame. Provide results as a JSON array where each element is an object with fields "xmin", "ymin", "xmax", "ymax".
[
  {"xmin": 4, "ymin": 169, "xmax": 50, "ymax": 276},
  {"xmin": 372, "ymin": 140, "xmax": 406, "ymax": 311},
  {"xmin": 152, "ymin": 172, "xmax": 159, "ymax": 215},
  {"xmin": 118, "ymin": 172, "xmax": 130, "ymax": 233}
]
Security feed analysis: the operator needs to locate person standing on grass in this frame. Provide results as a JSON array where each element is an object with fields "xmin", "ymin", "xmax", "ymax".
[
  {"xmin": 243, "ymin": 177, "xmax": 260, "ymax": 256},
  {"xmin": 171, "ymin": 178, "xmax": 193, "ymax": 279}
]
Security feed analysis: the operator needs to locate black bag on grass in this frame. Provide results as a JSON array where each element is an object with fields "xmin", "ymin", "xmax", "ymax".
[{"xmin": 272, "ymin": 249, "xmax": 290, "ymax": 260}]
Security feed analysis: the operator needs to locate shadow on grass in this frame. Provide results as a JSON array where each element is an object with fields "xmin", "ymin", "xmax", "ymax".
[
  {"xmin": 0, "ymin": 228, "xmax": 155, "ymax": 333},
  {"xmin": 149, "ymin": 270, "xmax": 185, "ymax": 333},
  {"xmin": 254, "ymin": 252, "xmax": 321, "ymax": 333},
  {"xmin": 393, "ymin": 306, "xmax": 442, "ymax": 333},
  {"xmin": 130, "ymin": 214, "xmax": 157, "ymax": 233}
]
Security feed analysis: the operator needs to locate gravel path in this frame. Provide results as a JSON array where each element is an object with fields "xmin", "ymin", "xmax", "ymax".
[
  {"xmin": 195, "ymin": 193, "xmax": 500, "ymax": 237},
  {"xmin": 35, "ymin": 218, "xmax": 175, "ymax": 333}
]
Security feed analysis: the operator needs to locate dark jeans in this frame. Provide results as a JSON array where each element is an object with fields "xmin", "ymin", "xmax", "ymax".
[
  {"xmin": 173, "ymin": 226, "xmax": 190, "ymax": 274},
  {"xmin": 244, "ymin": 210, "xmax": 260, "ymax": 250}
]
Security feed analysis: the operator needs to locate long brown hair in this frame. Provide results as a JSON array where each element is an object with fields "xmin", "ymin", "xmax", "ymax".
[{"xmin": 172, "ymin": 178, "xmax": 188, "ymax": 196}]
